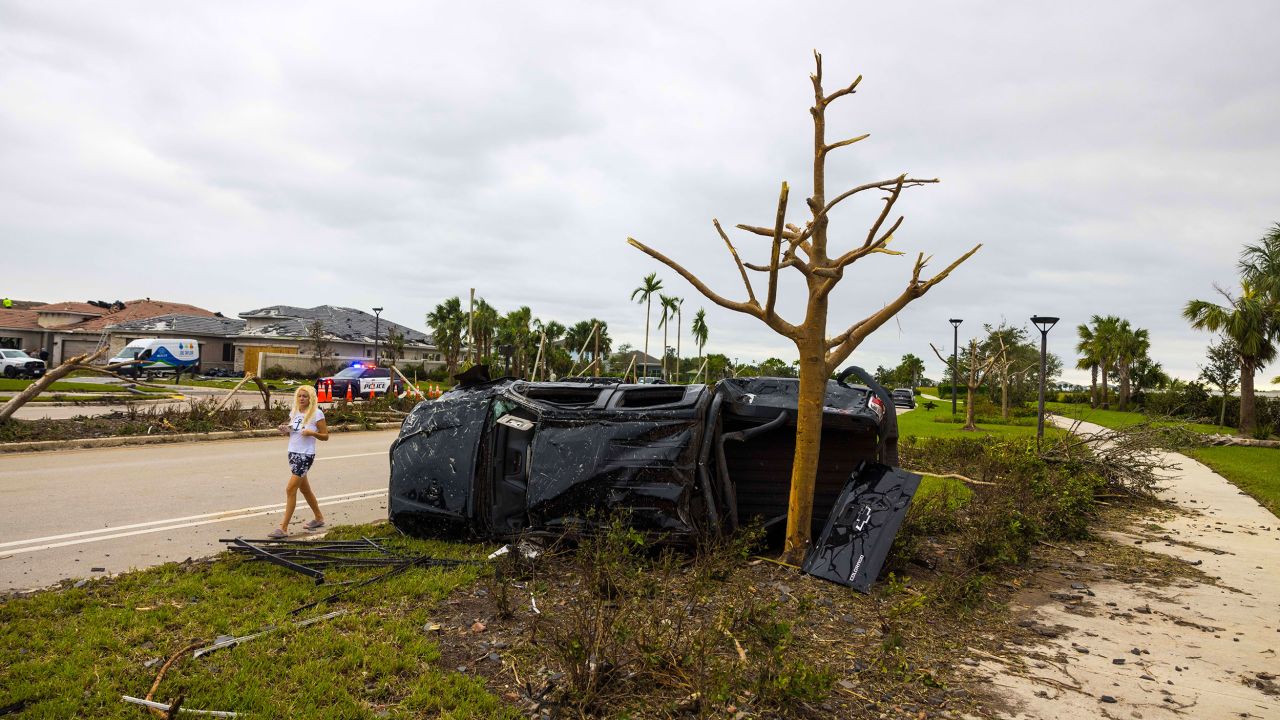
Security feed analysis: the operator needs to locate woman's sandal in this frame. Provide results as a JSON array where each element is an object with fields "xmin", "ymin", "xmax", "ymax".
[
  {"xmin": 303, "ymin": 519, "xmax": 325, "ymax": 531},
  {"xmin": 267, "ymin": 528, "xmax": 288, "ymax": 539}
]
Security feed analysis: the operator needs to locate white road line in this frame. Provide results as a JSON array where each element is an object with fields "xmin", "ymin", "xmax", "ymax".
[
  {"xmin": 0, "ymin": 489, "xmax": 385, "ymax": 550},
  {"xmin": 317, "ymin": 451, "xmax": 386, "ymax": 461},
  {"xmin": 0, "ymin": 492, "xmax": 389, "ymax": 556}
]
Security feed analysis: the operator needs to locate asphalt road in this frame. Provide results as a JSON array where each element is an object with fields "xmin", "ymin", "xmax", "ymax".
[{"xmin": 0, "ymin": 430, "xmax": 398, "ymax": 592}]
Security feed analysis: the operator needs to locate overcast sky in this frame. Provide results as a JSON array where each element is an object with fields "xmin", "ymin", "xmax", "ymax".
[{"xmin": 2, "ymin": 2, "xmax": 1277, "ymax": 387}]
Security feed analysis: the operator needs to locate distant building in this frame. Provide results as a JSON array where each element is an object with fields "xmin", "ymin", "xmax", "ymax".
[
  {"xmin": 0, "ymin": 299, "xmax": 217, "ymax": 364},
  {"xmin": 234, "ymin": 305, "xmax": 441, "ymax": 375}
]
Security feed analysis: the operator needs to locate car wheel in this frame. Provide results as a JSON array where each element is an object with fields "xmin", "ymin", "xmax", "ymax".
[{"xmin": 2, "ymin": 366, "xmax": 15, "ymax": 378}]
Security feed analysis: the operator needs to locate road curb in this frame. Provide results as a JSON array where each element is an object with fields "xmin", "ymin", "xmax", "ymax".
[{"xmin": 0, "ymin": 421, "xmax": 403, "ymax": 455}]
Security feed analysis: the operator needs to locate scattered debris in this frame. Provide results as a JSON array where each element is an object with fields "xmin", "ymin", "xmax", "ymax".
[
  {"xmin": 121, "ymin": 695, "xmax": 239, "ymax": 717},
  {"xmin": 221, "ymin": 537, "xmax": 476, "ymax": 585},
  {"xmin": 192, "ymin": 610, "xmax": 347, "ymax": 658}
]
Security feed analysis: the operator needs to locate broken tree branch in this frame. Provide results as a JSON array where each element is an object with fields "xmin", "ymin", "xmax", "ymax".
[
  {"xmin": 0, "ymin": 346, "xmax": 110, "ymax": 423},
  {"xmin": 765, "ymin": 182, "xmax": 790, "ymax": 322},
  {"xmin": 825, "ymin": 244, "xmax": 982, "ymax": 366},
  {"xmin": 626, "ymin": 236, "xmax": 800, "ymax": 340},
  {"xmin": 714, "ymin": 219, "xmax": 758, "ymax": 304}
]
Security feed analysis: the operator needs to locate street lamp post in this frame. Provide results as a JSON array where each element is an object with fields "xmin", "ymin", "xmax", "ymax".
[
  {"xmin": 1031, "ymin": 315, "xmax": 1060, "ymax": 446},
  {"xmin": 372, "ymin": 307, "xmax": 384, "ymax": 364},
  {"xmin": 949, "ymin": 319, "xmax": 962, "ymax": 415}
]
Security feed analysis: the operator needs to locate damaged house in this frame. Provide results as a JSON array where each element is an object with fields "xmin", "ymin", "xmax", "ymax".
[{"xmin": 389, "ymin": 368, "xmax": 920, "ymax": 591}]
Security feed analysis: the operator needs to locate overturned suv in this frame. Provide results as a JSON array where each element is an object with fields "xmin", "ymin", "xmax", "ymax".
[{"xmin": 389, "ymin": 367, "xmax": 921, "ymax": 592}]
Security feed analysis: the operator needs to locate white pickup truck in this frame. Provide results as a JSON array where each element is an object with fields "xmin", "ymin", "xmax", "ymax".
[{"xmin": 0, "ymin": 349, "xmax": 46, "ymax": 378}]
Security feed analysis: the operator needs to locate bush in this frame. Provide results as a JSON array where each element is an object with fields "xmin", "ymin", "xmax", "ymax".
[{"xmin": 896, "ymin": 436, "xmax": 1102, "ymax": 573}]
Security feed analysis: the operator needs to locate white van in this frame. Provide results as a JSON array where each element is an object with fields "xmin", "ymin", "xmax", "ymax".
[{"xmin": 110, "ymin": 338, "xmax": 201, "ymax": 376}]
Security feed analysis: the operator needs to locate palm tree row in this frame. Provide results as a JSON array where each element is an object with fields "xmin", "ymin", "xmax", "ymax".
[
  {"xmin": 425, "ymin": 296, "xmax": 611, "ymax": 379},
  {"xmin": 632, "ymin": 274, "xmax": 710, "ymax": 383},
  {"xmin": 1075, "ymin": 315, "xmax": 1152, "ymax": 411},
  {"xmin": 1184, "ymin": 223, "xmax": 1280, "ymax": 436}
]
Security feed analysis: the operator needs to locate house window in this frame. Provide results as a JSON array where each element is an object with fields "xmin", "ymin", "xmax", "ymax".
[
  {"xmin": 0, "ymin": 337, "xmax": 21, "ymax": 349},
  {"xmin": 366, "ymin": 348, "xmax": 373, "ymax": 358},
  {"xmin": 222, "ymin": 343, "xmax": 233, "ymax": 362}
]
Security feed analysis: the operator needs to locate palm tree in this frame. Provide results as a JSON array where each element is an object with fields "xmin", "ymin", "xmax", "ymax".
[
  {"xmin": 589, "ymin": 319, "xmax": 612, "ymax": 374},
  {"xmin": 1239, "ymin": 223, "xmax": 1280, "ymax": 297},
  {"xmin": 657, "ymin": 294, "xmax": 679, "ymax": 381},
  {"xmin": 1184, "ymin": 281, "xmax": 1278, "ymax": 436},
  {"xmin": 671, "ymin": 297, "xmax": 684, "ymax": 383},
  {"xmin": 631, "ymin": 273, "xmax": 662, "ymax": 380},
  {"xmin": 426, "ymin": 298, "xmax": 466, "ymax": 374},
  {"xmin": 565, "ymin": 321, "xmax": 594, "ymax": 365},
  {"xmin": 1114, "ymin": 320, "xmax": 1150, "ymax": 411},
  {"xmin": 1075, "ymin": 323, "xmax": 1100, "ymax": 408},
  {"xmin": 471, "ymin": 298, "xmax": 500, "ymax": 365},
  {"xmin": 691, "ymin": 309, "xmax": 708, "ymax": 382}
]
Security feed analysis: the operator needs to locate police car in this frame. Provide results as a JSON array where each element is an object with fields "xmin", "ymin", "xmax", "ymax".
[{"xmin": 320, "ymin": 363, "xmax": 402, "ymax": 399}]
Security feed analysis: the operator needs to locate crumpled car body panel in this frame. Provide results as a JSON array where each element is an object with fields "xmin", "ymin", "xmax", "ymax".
[{"xmin": 388, "ymin": 370, "xmax": 917, "ymax": 590}]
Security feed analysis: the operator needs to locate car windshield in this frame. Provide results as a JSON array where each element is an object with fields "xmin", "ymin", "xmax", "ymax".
[
  {"xmin": 2, "ymin": 350, "xmax": 31, "ymax": 359},
  {"xmin": 335, "ymin": 367, "xmax": 365, "ymax": 379},
  {"xmin": 115, "ymin": 348, "xmax": 143, "ymax": 359}
]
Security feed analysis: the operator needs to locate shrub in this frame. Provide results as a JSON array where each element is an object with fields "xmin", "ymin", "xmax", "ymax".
[{"xmin": 897, "ymin": 436, "xmax": 1102, "ymax": 573}]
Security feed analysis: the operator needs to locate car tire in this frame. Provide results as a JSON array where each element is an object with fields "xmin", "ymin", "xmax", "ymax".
[{"xmin": 2, "ymin": 366, "xmax": 15, "ymax": 378}]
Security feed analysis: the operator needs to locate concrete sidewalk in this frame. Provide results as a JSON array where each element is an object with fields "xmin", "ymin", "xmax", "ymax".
[{"xmin": 978, "ymin": 418, "xmax": 1279, "ymax": 719}]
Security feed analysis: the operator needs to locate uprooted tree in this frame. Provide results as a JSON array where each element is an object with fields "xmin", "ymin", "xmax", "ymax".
[{"xmin": 628, "ymin": 52, "xmax": 980, "ymax": 563}]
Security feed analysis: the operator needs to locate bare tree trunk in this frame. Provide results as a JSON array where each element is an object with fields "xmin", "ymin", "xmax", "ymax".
[
  {"xmin": 1090, "ymin": 365, "xmax": 1098, "ymax": 408},
  {"xmin": 963, "ymin": 343, "xmax": 980, "ymax": 431},
  {"xmin": 783, "ymin": 341, "xmax": 827, "ymax": 564},
  {"xmin": 1119, "ymin": 365, "xmax": 1131, "ymax": 411},
  {"xmin": 1100, "ymin": 365, "xmax": 1110, "ymax": 409},
  {"xmin": 1238, "ymin": 358, "xmax": 1256, "ymax": 437},
  {"xmin": 676, "ymin": 307, "xmax": 682, "ymax": 383},
  {"xmin": 643, "ymin": 298, "xmax": 651, "ymax": 380},
  {"xmin": 1000, "ymin": 365, "xmax": 1010, "ymax": 420}
]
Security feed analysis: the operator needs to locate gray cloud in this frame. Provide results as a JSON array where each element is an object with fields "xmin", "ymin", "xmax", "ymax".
[{"xmin": 1, "ymin": 1, "xmax": 1277, "ymax": 387}]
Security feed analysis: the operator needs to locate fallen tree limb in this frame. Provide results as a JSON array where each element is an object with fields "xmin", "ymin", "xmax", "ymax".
[
  {"xmin": 0, "ymin": 347, "xmax": 110, "ymax": 423},
  {"xmin": 901, "ymin": 469, "xmax": 997, "ymax": 486}
]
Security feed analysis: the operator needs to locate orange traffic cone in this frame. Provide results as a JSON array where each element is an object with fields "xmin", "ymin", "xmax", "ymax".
[
  {"xmin": 369, "ymin": 387, "xmax": 375, "ymax": 401},
  {"xmin": 344, "ymin": 383, "xmax": 353, "ymax": 401},
  {"xmin": 321, "ymin": 380, "xmax": 330, "ymax": 402}
]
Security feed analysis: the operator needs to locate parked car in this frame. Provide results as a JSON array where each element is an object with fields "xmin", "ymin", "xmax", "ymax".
[
  {"xmin": 388, "ymin": 365, "xmax": 920, "ymax": 592},
  {"xmin": 891, "ymin": 388, "xmax": 916, "ymax": 408},
  {"xmin": 319, "ymin": 363, "xmax": 403, "ymax": 399},
  {"xmin": 0, "ymin": 349, "xmax": 46, "ymax": 378}
]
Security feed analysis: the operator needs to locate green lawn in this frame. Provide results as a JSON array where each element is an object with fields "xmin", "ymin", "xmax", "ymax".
[
  {"xmin": 0, "ymin": 524, "xmax": 513, "ymax": 719},
  {"xmin": 1046, "ymin": 402, "xmax": 1228, "ymax": 435},
  {"xmin": 897, "ymin": 401, "xmax": 1057, "ymax": 440},
  {"xmin": 1187, "ymin": 446, "xmax": 1280, "ymax": 518},
  {"xmin": 0, "ymin": 379, "xmax": 169, "ymax": 394},
  {"xmin": 1045, "ymin": 402, "xmax": 1277, "ymax": 519}
]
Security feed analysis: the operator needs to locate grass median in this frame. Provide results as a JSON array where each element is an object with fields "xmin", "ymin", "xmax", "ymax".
[{"xmin": 0, "ymin": 524, "xmax": 511, "ymax": 719}]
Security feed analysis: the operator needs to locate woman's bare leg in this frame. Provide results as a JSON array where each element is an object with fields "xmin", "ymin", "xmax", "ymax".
[
  {"xmin": 280, "ymin": 475, "xmax": 303, "ymax": 531},
  {"xmin": 299, "ymin": 475, "xmax": 324, "ymax": 521}
]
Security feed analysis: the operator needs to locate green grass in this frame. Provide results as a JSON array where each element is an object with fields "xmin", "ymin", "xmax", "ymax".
[
  {"xmin": 1188, "ymin": 446, "xmax": 1280, "ymax": 518},
  {"xmin": 897, "ymin": 401, "xmax": 1057, "ymax": 440},
  {"xmin": 1045, "ymin": 402, "xmax": 1228, "ymax": 435},
  {"xmin": 0, "ymin": 524, "xmax": 515, "ymax": 719},
  {"xmin": 1045, "ymin": 402, "xmax": 1278, "ymax": 519},
  {"xmin": 0, "ymin": 379, "xmax": 168, "ymax": 395}
]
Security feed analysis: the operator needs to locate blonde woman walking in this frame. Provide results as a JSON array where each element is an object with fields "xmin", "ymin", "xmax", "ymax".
[{"xmin": 270, "ymin": 385, "xmax": 329, "ymax": 538}]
